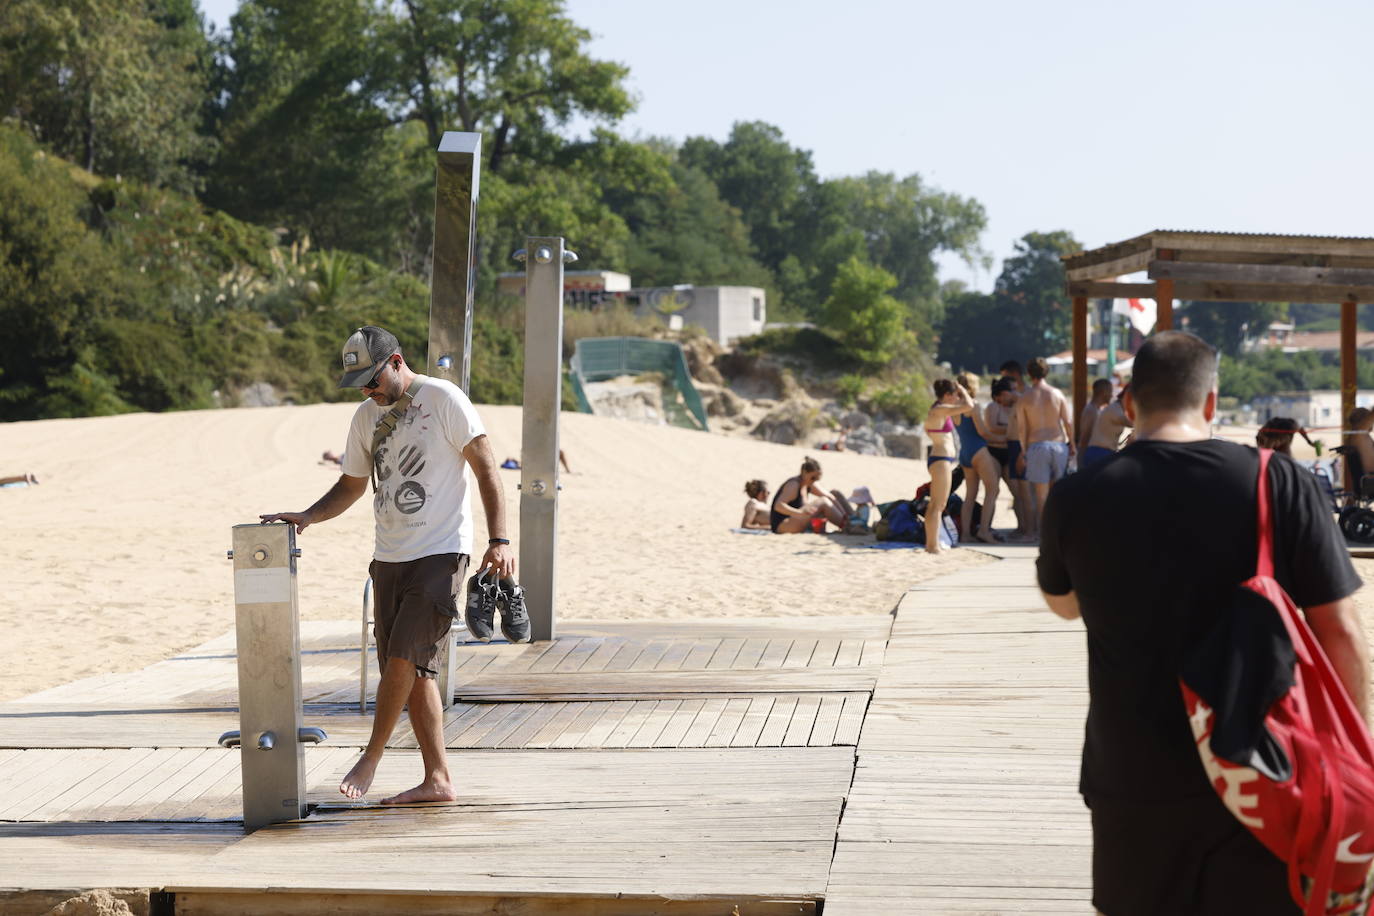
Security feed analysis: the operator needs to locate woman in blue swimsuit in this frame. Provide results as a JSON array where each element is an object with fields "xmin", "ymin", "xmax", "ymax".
[
  {"xmin": 923, "ymin": 378, "xmax": 975, "ymax": 554},
  {"xmin": 954, "ymin": 372, "xmax": 1003, "ymax": 543}
]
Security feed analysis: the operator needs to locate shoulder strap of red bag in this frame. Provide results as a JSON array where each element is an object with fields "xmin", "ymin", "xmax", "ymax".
[{"xmin": 1256, "ymin": 447, "xmax": 1274, "ymax": 579}]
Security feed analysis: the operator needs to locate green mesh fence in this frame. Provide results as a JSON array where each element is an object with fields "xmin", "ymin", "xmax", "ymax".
[{"xmin": 569, "ymin": 337, "xmax": 709, "ymax": 431}]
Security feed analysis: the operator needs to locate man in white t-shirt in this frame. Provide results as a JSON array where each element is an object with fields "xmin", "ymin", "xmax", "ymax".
[{"xmin": 261, "ymin": 326, "xmax": 515, "ymax": 805}]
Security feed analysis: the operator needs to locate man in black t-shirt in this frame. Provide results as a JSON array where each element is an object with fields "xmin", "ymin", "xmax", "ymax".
[{"xmin": 1037, "ymin": 331, "xmax": 1369, "ymax": 916}]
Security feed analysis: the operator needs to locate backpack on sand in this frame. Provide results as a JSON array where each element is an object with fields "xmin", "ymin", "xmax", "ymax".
[{"xmin": 1180, "ymin": 448, "xmax": 1374, "ymax": 915}]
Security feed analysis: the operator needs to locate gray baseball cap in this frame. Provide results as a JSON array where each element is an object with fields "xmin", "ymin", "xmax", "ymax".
[{"xmin": 337, "ymin": 326, "xmax": 401, "ymax": 388}]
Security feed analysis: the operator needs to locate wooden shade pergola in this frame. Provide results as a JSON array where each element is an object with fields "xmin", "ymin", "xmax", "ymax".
[{"xmin": 1061, "ymin": 230, "xmax": 1374, "ymax": 438}]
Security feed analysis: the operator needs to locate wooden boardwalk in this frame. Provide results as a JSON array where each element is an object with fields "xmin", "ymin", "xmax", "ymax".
[
  {"xmin": 825, "ymin": 545, "xmax": 1094, "ymax": 914},
  {"xmin": 0, "ymin": 550, "xmax": 1099, "ymax": 914}
]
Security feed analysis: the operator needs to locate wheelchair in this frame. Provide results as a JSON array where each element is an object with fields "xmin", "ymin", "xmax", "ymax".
[{"xmin": 1324, "ymin": 446, "xmax": 1374, "ymax": 544}]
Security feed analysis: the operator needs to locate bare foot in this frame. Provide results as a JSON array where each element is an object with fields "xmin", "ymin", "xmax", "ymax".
[
  {"xmin": 339, "ymin": 753, "xmax": 380, "ymax": 799},
  {"xmin": 381, "ymin": 778, "xmax": 457, "ymax": 805},
  {"xmin": 924, "ymin": 545, "xmax": 945, "ymax": 555},
  {"xmin": 977, "ymin": 531, "xmax": 1001, "ymax": 544}
]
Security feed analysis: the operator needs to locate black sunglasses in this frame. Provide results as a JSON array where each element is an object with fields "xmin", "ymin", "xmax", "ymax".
[{"xmin": 363, "ymin": 359, "xmax": 393, "ymax": 389}]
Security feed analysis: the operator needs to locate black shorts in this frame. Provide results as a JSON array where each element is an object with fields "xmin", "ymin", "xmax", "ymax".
[
  {"xmin": 1088, "ymin": 792, "xmax": 1297, "ymax": 916},
  {"xmin": 369, "ymin": 553, "xmax": 469, "ymax": 679}
]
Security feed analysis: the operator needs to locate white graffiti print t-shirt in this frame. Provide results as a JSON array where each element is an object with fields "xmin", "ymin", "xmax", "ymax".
[{"xmin": 342, "ymin": 375, "xmax": 486, "ymax": 562}]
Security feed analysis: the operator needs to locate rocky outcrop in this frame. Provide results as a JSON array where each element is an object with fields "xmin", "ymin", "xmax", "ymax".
[
  {"xmin": 582, "ymin": 377, "xmax": 664, "ymax": 425},
  {"xmin": 751, "ymin": 396, "xmax": 823, "ymax": 445},
  {"xmin": 695, "ymin": 382, "xmax": 748, "ymax": 418}
]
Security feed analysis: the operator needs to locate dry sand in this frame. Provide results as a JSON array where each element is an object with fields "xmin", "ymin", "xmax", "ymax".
[
  {"xmin": 6, "ymin": 408, "xmax": 1373, "ymax": 706},
  {"xmin": 0, "ymin": 404, "xmax": 987, "ymax": 703}
]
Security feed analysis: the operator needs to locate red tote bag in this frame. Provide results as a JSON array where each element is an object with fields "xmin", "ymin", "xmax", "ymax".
[{"xmin": 1180, "ymin": 448, "xmax": 1374, "ymax": 915}]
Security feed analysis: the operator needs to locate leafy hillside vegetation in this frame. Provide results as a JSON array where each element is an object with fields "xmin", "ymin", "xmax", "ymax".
[{"xmin": 2, "ymin": 0, "xmax": 1099, "ymax": 422}]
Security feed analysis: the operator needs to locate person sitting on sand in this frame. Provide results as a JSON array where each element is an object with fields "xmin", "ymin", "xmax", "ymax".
[
  {"xmin": 741, "ymin": 480, "xmax": 772, "ymax": 529},
  {"xmin": 923, "ymin": 378, "xmax": 976, "ymax": 554},
  {"xmin": 1255, "ymin": 416, "xmax": 1312, "ymax": 457},
  {"xmin": 769, "ymin": 457, "xmax": 855, "ymax": 533}
]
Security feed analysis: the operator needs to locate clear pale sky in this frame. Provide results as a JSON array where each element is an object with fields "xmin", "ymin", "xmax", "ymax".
[{"xmin": 199, "ymin": 0, "xmax": 1374, "ymax": 290}]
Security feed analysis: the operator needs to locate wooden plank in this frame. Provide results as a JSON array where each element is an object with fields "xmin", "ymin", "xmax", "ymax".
[
  {"xmin": 833, "ymin": 693, "xmax": 868, "ymax": 746},
  {"xmin": 808, "ymin": 639, "xmax": 842, "ymax": 668},
  {"xmin": 1068, "ymin": 278, "xmax": 1374, "ymax": 305},
  {"xmin": 756, "ymin": 697, "xmax": 798, "ymax": 747},
  {"xmin": 731, "ymin": 637, "xmax": 770, "ymax": 670},
  {"xmin": 729, "ymin": 696, "xmax": 776, "ymax": 748},
  {"xmin": 446, "ymin": 705, "xmax": 512, "ymax": 748},
  {"xmin": 601, "ymin": 701, "xmax": 657, "ymax": 748},
  {"xmin": 454, "ymin": 667, "xmax": 879, "ymax": 699},
  {"xmin": 648, "ymin": 638, "xmax": 698, "ymax": 671},
  {"xmin": 523, "ymin": 702, "xmax": 589, "ymax": 749},
  {"xmin": 755, "ymin": 638, "xmax": 794, "ymax": 669},
  {"xmin": 546, "ymin": 637, "xmax": 602, "ymax": 673},
  {"xmin": 451, "ymin": 705, "xmax": 530, "ymax": 749},
  {"xmin": 652, "ymin": 699, "xmax": 706, "ymax": 747},
  {"xmin": 495, "ymin": 701, "xmax": 568, "ymax": 749},
  {"xmin": 782, "ymin": 696, "xmax": 823, "ymax": 747},
  {"xmin": 705, "ymin": 638, "xmax": 746, "ymax": 670},
  {"xmin": 703, "ymin": 697, "xmax": 752, "ymax": 747},
  {"xmin": 576, "ymin": 638, "xmax": 629, "ymax": 673},
  {"xmin": 1150, "ymin": 259, "xmax": 1374, "ymax": 287},
  {"xmin": 523, "ymin": 638, "xmax": 584, "ymax": 673},
  {"xmin": 780, "ymin": 640, "xmax": 818, "ymax": 669},
  {"xmin": 677, "ymin": 699, "xmax": 729, "ymax": 748},
  {"xmin": 808, "ymin": 694, "xmax": 846, "ymax": 747},
  {"xmin": 549, "ymin": 702, "xmax": 614, "ymax": 749},
  {"xmin": 571, "ymin": 701, "xmax": 636, "ymax": 748},
  {"xmin": 472, "ymin": 704, "xmax": 544, "ymax": 749},
  {"xmin": 625, "ymin": 700, "xmax": 680, "ymax": 749}
]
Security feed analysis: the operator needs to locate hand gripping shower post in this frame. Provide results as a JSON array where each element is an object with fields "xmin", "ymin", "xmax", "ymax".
[{"xmin": 218, "ymin": 522, "xmax": 327, "ymax": 830}]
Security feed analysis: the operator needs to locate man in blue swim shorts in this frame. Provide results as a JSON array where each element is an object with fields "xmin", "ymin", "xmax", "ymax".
[{"xmin": 1014, "ymin": 357, "xmax": 1075, "ymax": 537}]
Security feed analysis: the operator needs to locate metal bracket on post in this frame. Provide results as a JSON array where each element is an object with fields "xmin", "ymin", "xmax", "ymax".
[
  {"xmin": 427, "ymin": 130, "xmax": 482, "ymax": 709},
  {"xmin": 225, "ymin": 523, "xmax": 323, "ymax": 830},
  {"xmin": 515, "ymin": 239, "xmax": 573, "ymax": 642}
]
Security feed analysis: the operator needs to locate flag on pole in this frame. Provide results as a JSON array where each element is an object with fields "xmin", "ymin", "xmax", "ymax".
[{"xmin": 1112, "ymin": 293, "xmax": 1157, "ymax": 335}]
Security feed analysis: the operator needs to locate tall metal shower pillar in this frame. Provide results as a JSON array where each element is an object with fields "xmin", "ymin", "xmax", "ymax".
[
  {"xmin": 427, "ymin": 131, "xmax": 481, "ymax": 705},
  {"xmin": 515, "ymin": 238, "xmax": 574, "ymax": 642},
  {"xmin": 427, "ymin": 131, "xmax": 482, "ymax": 391}
]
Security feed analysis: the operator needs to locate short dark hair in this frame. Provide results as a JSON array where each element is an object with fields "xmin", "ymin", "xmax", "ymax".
[
  {"xmin": 1026, "ymin": 357, "xmax": 1048, "ymax": 380},
  {"xmin": 991, "ymin": 377, "xmax": 1016, "ymax": 397},
  {"xmin": 1129, "ymin": 331, "xmax": 1217, "ymax": 413},
  {"xmin": 1092, "ymin": 378, "xmax": 1112, "ymax": 394},
  {"xmin": 933, "ymin": 378, "xmax": 957, "ymax": 399},
  {"xmin": 999, "ymin": 360, "xmax": 1022, "ymax": 376}
]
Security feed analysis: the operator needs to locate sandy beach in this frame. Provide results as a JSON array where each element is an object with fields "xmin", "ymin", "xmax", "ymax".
[
  {"xmin": 5, "ymin": 406, "xmax": 1373, "ymax": 706},
  {"xmin": 0, "ymin": 403, "xmax": 987, "ymax": 703}
]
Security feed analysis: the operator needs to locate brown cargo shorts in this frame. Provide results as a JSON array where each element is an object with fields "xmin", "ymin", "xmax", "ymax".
[{"xmin": 369, "ymin": 552, "xmax": 470, "ymax": 679}]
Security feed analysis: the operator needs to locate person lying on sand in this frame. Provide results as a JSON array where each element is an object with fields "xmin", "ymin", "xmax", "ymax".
[{"xmin": 0, "ymin": 472, "xmax": 39, "ymax": 487}]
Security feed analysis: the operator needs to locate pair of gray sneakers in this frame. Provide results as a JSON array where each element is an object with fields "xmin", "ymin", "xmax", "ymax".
[{"xmin": 464, "ymin": 571, "xmax": 531, "ymax": 644}]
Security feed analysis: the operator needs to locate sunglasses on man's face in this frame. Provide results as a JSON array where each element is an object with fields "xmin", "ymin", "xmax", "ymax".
[{"xmin": 363, "ymin": 360, "xmax": 392, "ymax": 389}]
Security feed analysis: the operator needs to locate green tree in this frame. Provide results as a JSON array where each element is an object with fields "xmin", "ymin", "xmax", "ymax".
[
  {"xmin": 819, "ymin": 257, "xmax": 909, "ymax": 366},
  {"xmin": 991, "ymin": 230, "xmax": 1082, "ymax": 361},
  {"xmin": 1181, "ymin": 301, "xmax": 1289, "ymax": 356},
  {"xmin": 204, "ymin": 0, "xmax": 415, "ymax": 264},
  {"xmin": 599, "ymin": 142, "xmax": 772, "ymax": 289},
  {"xmin": 936, "ymin": 289, "xmax": 1003, "ymax": 372},
  {"xmin": 0, "ymin": 0, "xmax": 214, "ymax": 191},
  {"xmin": 380, "ymin": 0, "xmax": 632, "ymax": 173},
  {"xmin": 680, "ymin": 121, "xmax": 818, "ymax": 277}
]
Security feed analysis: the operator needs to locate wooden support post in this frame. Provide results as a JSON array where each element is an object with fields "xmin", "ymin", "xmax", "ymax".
[
  {"xmin": 1155, "ymin": 278, "xmax": 1174, "ymax": 331},
  {"xmin": 1342, "ymin": 299, "xmax": 1358, "ymax": 433},
  {"xmin": 1072, "ymin": 296, "xmax": 1088, "ymax": 444}
]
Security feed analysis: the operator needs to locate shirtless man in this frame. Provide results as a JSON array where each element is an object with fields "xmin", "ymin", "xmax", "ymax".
[
  {"xmin": 1082, "ymin": 385, "xmax": 1134, "ymax": 467},
  {"xmin": 1077, "ymin": 379, "xmax": 1112, "ymax": 458},
  {"xmin": 1015, "ymin": 357, "xmax": 1074, "ymax": 536}
]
